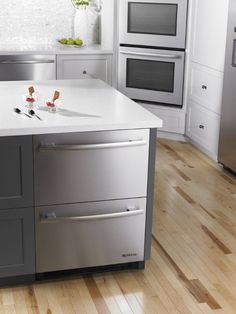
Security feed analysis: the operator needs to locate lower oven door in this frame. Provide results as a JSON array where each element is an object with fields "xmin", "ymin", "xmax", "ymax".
[
  {"xmin": 118, "ymin": 47, "xmax": 185, "ymax": 106},
  {"xmin": 36, "ymin": 198, "xmax": 146, "ymax": 273}
]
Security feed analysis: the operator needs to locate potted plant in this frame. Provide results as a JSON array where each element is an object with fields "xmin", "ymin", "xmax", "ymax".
[{"xmin": 71, "ymin": 0, "xmax": 91, "ymax": 9}]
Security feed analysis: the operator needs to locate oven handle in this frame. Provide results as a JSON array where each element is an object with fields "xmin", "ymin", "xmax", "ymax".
[
  {"xmin": 120, "ymin": 51, "xmax": 182, "ymax": 59},
  {"xmin": 40, "ymin": 209, "xmax": 144, "ymax": 224},
  {"xmin": 38, "ymin": 139, "xmax": 147, "ymax": 152}
]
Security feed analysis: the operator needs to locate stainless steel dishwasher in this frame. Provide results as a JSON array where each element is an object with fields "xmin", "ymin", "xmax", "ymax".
[{"xmin": 0, "ymin": 55, "xmax": 56, "ymax": 81}]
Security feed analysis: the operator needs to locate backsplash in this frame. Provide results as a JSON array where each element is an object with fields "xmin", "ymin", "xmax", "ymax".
[{"xmin": 0, "ymin": 0, "xmax": 100, "ymax": 50}]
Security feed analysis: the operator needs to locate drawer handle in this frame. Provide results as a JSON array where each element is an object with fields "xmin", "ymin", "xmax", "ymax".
[
  {"xmin": 0, "ymin": 59, "xmax": 55, "ymax": 64},
  {"xmin": 38, "ymin": 139, "xmax": 147, "ymax": 152},
  {"xmin": 201, "ymin": 85, "xmax": 207, "ymax": 90},
  {"xmin": 199, "ymin": 125, "xmax": 205, "ymax": 129},
  {"xmin": 40, "ymin": 209, "xmax": 144, "ymax": 224}
]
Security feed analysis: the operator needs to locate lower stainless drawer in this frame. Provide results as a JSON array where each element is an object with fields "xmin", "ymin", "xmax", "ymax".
[{"xmin": 36, "ymin": 198, "xmax": 146, "ymax": 273}]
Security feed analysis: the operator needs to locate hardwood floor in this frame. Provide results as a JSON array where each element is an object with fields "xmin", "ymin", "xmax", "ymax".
[{"xmin": 1, "ymin": 139, "xmax": 236, "ymax": 314}]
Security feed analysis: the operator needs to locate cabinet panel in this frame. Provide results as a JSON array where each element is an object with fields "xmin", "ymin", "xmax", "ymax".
[
  {"xmin": 187, "ymin": 100, "xmax": 220, "ymax": 156},
  {"xmin": 34, "ymin": 129, "xmax": 149, "ymax": 206},
  {"xmin": 140, "ymin": 103, "xmax": 185, "ymax": 134},
  {"xmin": 57, "ymin": 54, "xmax": 112, "ymax": 85},
  {"xmin": 0, "ymin": 207, "xmax": 35, "ymax": 278},
  {"xmin": 191, "ymin": 0, "xmax": 228, "ymax": 71},
  {"xmin": 189, "ymin": 63, "xmax": 223, "ymax": 114},
  {"xmin": 0, "ymin": 136, "xmax": 33, "ymax": 210}
]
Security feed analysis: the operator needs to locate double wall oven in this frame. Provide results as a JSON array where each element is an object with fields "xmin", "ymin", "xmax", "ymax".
[{"xmin": 118, "ymin": 0, "xmax": 188, "ymax": 107}]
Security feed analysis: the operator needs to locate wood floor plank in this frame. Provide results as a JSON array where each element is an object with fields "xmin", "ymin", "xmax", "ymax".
[{"xmin": 84, "ymin": 276, "xmax": 110, "ymax": 314}]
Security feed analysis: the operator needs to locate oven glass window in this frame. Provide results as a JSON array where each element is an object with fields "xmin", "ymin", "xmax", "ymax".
[
  {"xmin": 128, "ymin": 3, "xmax": 178, "ymax": 36},
  {"xmin": 126, "ymin": 58, "xmax": 175, "ymax": 92}
]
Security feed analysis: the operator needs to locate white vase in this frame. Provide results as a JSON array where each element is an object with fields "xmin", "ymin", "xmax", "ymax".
[{"xmin": 73, "ymin": 8, "xmax": 89, "ymax": 44}]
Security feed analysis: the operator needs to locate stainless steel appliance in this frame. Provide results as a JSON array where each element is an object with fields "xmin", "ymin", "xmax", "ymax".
[
  {"xmin": 0, "ymin": 55, "xmax": 56, "ymax": 81},
  {"xmin": 218, "ymin": 0, "xmax": 236, "ymax": 173},
  {"xmin": 118, "ymin": 46, "xmax": 185, "ymax": 106},
  {"xmin": 36, "ymin": 198, "xmax": 146, "ymax": 272},
  {"xmin": 34, "ymin": 130, "xmax": 149, "ymax": 272},
  {"xmin": 119, "ymin": 0, "xmax": 188, "ymax": 49}
]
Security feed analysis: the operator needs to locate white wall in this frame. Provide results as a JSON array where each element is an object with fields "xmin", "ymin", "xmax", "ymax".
[{"xmin": 0, "ymin": 0, "xmax": 100, "ymax": 49}]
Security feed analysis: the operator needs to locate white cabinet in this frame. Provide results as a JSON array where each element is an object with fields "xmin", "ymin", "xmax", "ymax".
[
  {"xmin": 187, "ymin": 100, "xmax": 220, "ymax": 157},
  {"xmin": 186, "ymin": 0, "xmax": 229, "ymax": 159},
  {"xmin": 57, "ymin": 54, "xmax": 113, "ymax": 85},
  {"xmin": 140, "ymin": 103, "xmax": 186, "ymax": 134},
  {"xmin": 189, "ymin": 63, "xmax": 224, "ymax": 114},
  {"xmin": 191, "ymin": 0, "xmax": 229, "ymax": 71}
]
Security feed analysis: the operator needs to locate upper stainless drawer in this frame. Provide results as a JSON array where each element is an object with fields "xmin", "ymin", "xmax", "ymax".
[
  {"xmin": 34, "ymin": 129, "xmax": 150, "ymax": 206},
  {"xmin": 0, "ymin": 55, "xmax": 56, "ymax": 81}
]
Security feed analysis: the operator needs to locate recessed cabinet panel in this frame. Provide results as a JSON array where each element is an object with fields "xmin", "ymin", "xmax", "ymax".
[
  {"xmin": 34, "ymin": 130, "xmax": 149, "ymax": 206},
  {"xmin": 187, "ymin": 100, "xmax": 220, "ymax": 157},
  {"xmin": 191, "ymin": 0, "xmax": 228, "ymax": 71},
  {"xmin": 0, "ymin": 136, "xmax": 33, "ymax": 210},
  {"xmin": 190, "ymin": 63, "xmax": 224, "ymax": 114},
  {"xmin": 0, "ymin": 207, "xmax": 35, "ymax": 278},
  {"xmin": 57, "ymin": 54, "xmax": 112, "ymax": 85}
]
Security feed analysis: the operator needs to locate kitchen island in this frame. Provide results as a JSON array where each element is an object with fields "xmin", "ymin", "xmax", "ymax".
[{"xmin": 0, "ymin": 79, "xmax": 162, "ymax": 286}]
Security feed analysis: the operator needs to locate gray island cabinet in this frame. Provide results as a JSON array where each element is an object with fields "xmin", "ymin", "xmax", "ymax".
[
  {"xmin": 0, "ymin": 136, "xmax": 35, "ymax": 283},
  {"xmin": 0, "ymin": 79, "xmax": 162, "ymax": 285}
]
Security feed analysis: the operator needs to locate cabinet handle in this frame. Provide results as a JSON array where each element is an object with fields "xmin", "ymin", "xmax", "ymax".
[
  {"xmin": 40, "ymin": 209, "xmax": 144, "ymax": 224},
  {"xmin": 201, "ymin": 85, "xmax": 207, "ymax": 90},
  {"xmin": 199, "ymin": 125, "xmax": 205, "ymax": 129},
  {"xmin": 38, "ymin": 139, "xmax": 147, "ymax": 152}
]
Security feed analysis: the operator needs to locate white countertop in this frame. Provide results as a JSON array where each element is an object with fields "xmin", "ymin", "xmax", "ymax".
[
  {"xmin": 0, "ymin": 79, "xmax": 162, "ymax": 137},
  {"xmin": 0, "ymin": 44, "xmax": 113, "ymax": 55}
]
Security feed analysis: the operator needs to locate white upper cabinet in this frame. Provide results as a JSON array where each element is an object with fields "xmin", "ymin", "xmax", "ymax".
[{"xmin": 191, "ymin": 0, "xmax": 229, "ymax": 71}]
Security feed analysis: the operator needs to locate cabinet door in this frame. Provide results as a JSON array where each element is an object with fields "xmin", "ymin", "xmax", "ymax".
[
  {"xmin": 189, "ymin": 62, "xmax": 223, "ymax": 114},
  {"xmin": 186, "ymin": 100, "xmax": 220, "ymax": 158},
  {"xmin": 57, "ymin": 54, "xmax": 113, "ymax": 85},
  {"xmin": 191, "ymin": 0, "xmax": 229, "ymax": 71},
  {"xmin": 0, "ymin": 136, "xmax": 33, "ymax": 210},
  {"xmin": 0, "ymin": 207, "xmax": 35, "ymax": 278}
]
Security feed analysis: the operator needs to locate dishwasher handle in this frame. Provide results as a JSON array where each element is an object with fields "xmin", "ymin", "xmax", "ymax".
[
  {"xmin": 0, "ymin": 59, "xmax": 55, "ymax": 64},
  {"xmin": 38, "ymin": 139, "xmax": 147, "ymax": 152},
  {"xmin": 40, "ymin": 209, "xmax": 144, "ymax": 224}
]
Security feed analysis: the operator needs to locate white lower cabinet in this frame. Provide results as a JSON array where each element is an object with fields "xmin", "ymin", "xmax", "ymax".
[
  {"xmin": 57, "ymin": 54, "xmax": 113, "ymax": 85},
  {"xmin": 187, "ymin": 100, "xmax": 220, "ymax": 158},
  {"xmin": 189, "ymin": 63, "xmax": 224, "ymax": 115},
  {"xmin": 140, "ymin": 103, "xmax": 186, "ymax": 134}
]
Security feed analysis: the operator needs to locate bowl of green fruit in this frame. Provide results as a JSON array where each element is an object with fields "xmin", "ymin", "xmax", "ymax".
[{"xmin": 57, "ymin": 37, "xmax": 85, "ymax": 48}]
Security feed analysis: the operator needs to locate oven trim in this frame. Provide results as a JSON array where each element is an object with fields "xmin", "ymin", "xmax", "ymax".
[
  {"xmin": 119, "ymin": 0, "xmax": 188, "ymax": 49},
  {"xmin": 118, "ymin": 47, "xmax": 185, "ymax": 106}
]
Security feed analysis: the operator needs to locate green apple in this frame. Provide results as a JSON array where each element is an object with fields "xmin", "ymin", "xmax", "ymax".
[
  {"xmin": 67, "ymin": 38, "xmax": 75, "ymax": 45},
  {"xmin": 75, "ymin": 38, "xmax": 83, "ymax": 46},
  {"xmin": 59, "ymin": 38, "xmax": 68, "ymax": 44}
]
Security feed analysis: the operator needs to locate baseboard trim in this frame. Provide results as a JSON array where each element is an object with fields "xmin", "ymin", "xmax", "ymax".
[
  {"xmin": 157, "ymin": 131, "xmax": 187, "ymax": 142},
  {"xmin": 187, "ymin": 137, "xmax": 218, "ymax": 161}
]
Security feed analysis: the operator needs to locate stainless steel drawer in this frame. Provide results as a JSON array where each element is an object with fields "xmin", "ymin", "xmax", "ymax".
[
  {"xmin": 34, "ymin": 129, "xmax": 149, "ymax": 206},
  {"xmin": 36, "ymin": 198, "xmax": 146, "ymax": 273}
]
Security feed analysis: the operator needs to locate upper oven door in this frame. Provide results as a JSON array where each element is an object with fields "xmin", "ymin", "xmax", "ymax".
[
  {"xmin": 119, "ymin": 0, "xmax": 188, "ymax": 49},
  {"xmin": 118, "ymin": 47, "xmax": 185, "ymax": 106}
]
